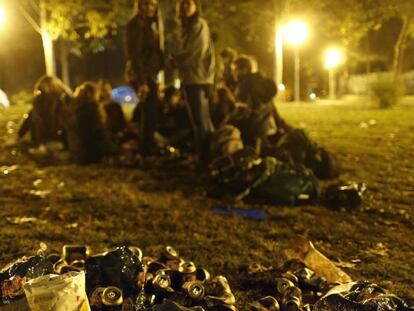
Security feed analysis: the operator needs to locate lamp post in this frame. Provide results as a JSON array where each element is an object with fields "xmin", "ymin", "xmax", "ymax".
[
  {"xmin": 274, "ymin": 25, "xmax": 284, "ymax": 88},
  {"xmin": 0, "ymin": 4, "xmax": 5, "ymax": 88},
  {"xmin": 0, "ymin": 5, "xmax": 5, "ymax": 29},
  {"xmin": 284, "ymin": 20, "xmax": 309, "ymax": 102},
  {"xmin": 325, "ymin": 48, "xmax": 343, "ymax": 100}
]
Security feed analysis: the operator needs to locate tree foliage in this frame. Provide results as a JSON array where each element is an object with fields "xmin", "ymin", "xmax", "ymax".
[{"xmin": 20, "ymin": 0, "xmax": 132, "ymax": 41}]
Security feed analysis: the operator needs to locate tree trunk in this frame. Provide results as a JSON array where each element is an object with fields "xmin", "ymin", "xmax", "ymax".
[
  {"xmin": 392, "ymin": 16, "xmax": 409, "ymax": 79},
  {"xmin": 365, "ymin": 35, "xmax": 371, "ymax": 74},
  {"xmin": 60, "ymin": 40, "xmax": 70, "ymax": 86},
  {"xmin": 41, "ymin": 31, "xmax": 55, "ymax": 76},
  {"xmin": 40, "ymin": 1, "xmax": 55, "ymax": 76}
]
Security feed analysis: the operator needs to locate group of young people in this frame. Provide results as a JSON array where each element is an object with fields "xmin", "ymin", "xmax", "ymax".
[
  {"xmin": 18, "ymin": 0, "xmax": 292, "ymax": 168},
  {"xmin": 125, "ymin": 0, "xmax": 291, "ymax": 165}
]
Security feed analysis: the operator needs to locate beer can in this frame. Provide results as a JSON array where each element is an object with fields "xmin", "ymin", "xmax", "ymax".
[{"xmin": 102, "ymin": 286, "xmax": 123, "ymax": 306}]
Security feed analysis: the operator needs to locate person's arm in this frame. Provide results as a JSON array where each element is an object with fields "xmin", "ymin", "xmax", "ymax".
[
  {"xmin": 18, "ymin": 111, "xmax": 32, "ymax": 139},
  {"xmin": 174, "ymin": 18, "xmax": 210, "ymax": 68}
]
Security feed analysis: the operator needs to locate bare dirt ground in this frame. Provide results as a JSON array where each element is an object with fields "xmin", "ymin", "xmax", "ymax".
[{"xmin": 0, "ymin": 102, "xmax": 413, "ymax": 307}]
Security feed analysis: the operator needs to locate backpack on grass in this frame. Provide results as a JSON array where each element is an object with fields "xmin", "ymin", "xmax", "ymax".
[
  {"xmin": 209, "ymin": 148, "xmax": 320, "ymax": 205},
  {"xmin": 275, "ymin": 129, "xmax": 341, "ymax": 180}
]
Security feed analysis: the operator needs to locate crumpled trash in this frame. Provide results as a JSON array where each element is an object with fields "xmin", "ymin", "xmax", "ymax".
[
  {"xmin": 0, "ymin": 256, "xmax": 53, "ymax": 305},
  {"xmin": 1, "ymin": 244, "xmax": 413, "ymax": 311},
  {"xmin": 313, "ymin": 281, "xmax": 411, "ymax": 311},
  {"xmin": 23, "ymin": 271, "xmax": 90, "ymax": 311},
  {"xmin": 252, "ymin": 257, "xmax": 413, "ymax": 311},
  {"xmin": 284, "ymin": 237, "xmax": 352, "ymax": 284},
  {"xmin": 325, "ymin": 182, "xmax": 367, "ymax": 209}
]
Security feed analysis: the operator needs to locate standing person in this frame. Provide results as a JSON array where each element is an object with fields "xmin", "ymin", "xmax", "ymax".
[
  {"xmin": 126, "ymin": 0, "xmax": 163, "ymax": 156},
  {"xmin": 173, "ymin": 0, "xmax": 215, "ymax": 165}
]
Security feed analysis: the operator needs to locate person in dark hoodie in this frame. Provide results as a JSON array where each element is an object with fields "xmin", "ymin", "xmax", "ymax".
[
  {"xmin": 232, "ymin": 55, "xmax": 286, "ymax": 149},
  {"xmin": 126, "ymin": 0, "xmax": 163, "ymax": 156},
  {"xmin": 172, "ymin": 0, "xmax": 215, "ymax": 165}
]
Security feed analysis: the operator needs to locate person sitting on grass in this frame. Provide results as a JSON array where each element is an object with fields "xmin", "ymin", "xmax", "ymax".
[
  {"xmin": 18, "ymin": 76, "xmax": 71, "ymax": 148},
  {"xmin": 232, "ymin": 55, "xmax": 291, "ymax": 152},
  {"xmin": 65, "ymin": 82, "xmax": 110, "ymax": 165},
  {"xmin": 98, "ymin": 81, "xmax": 127, "ymax": 139},
  {"xmin": 157, "ymin": 86, "xmax": 193, "ymax": 151}
]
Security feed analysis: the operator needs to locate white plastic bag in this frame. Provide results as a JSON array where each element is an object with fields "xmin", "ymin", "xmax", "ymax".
[{"xmin": 23, "ymin": 271, "xmax": 90, "ymax": 311}]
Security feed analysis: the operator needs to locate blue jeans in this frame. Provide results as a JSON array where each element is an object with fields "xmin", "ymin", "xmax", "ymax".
[{"xmin": 184, "ymin": 85, "xmax": 214, "ymax": 163}]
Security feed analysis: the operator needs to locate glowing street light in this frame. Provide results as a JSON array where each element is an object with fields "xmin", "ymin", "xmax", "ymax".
[
  {"xmin": 284, "ymin": 20, "xmax": 309, "ymax": 102},
  {"xmin": 325, "ymin": 48, "xmax": 343, "ymax": 100},
  {"xmin": 284, "ymin": 21, "xmax": 309, "ymax": 46}
]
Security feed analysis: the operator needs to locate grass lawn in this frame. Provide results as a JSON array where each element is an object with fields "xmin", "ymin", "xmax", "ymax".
[{"xmin": 0, "ymin": 102, "xmax": 413, "ymax": 307}]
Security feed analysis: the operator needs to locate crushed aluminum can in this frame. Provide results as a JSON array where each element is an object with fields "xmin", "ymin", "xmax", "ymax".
[
  {"xmin": 294, "ymin": 267, "xmax": 327, "ymax": 292},
  {"xmin": 90, "ymin": 286, "xmax": 106, "ymax": 307},
  {"xmin": 62, "ymin": 245, "xmax": 90, "ymax": 264},
  {"xmin": 282, "ymin": 286, "xmax": 302, "ymax": 311},
  {"xmin": 280, "ymin": 272, "xmax": 298, "ymax": 284},
  {"xmin": 129, "ymin": 246, "xmax": 143, "ymax": 262},
  {"xmin": 196, "ymin": 268, "xmax": 210, "ymax": 282},
  {"xmin": 249, "ymin": 296, "xmax": 280, "ymax": 311},
  {"xmin": 102, "ymin": 286, "xmax": 123, "ymax": 306},
  {"xmin": 275, "ymin": 278, "xmax": 295, "ymax": 296},
  {"xmin": 161, "ymin": 246, "xmax": 180, "ymax": 261},
  {"xmin": 179, "ymin": 262, "xmax": 197, "ymax": 284},
  {"xmin": 182, "ymin": 281, "xmax": 205, "ymax": 301},
  {"xmin": 179, "ymin": 262, "xmax": 197, "ymax": 274},
  {"xmin": 46, "ymin": 253, "xmax": 61, "ymax": 265},
  {"xmin": 53, "ymin": 259, "xmax": 69, "ymax": 274}
]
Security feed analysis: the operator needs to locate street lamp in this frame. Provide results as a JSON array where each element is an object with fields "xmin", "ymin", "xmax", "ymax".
[
  {"xmin": 325, "ymin": 48, "xmax": 343, "ymax": 100},
  {"xmin": 284, "ymin": 20, "xmax": 309, "ymax": 102}
]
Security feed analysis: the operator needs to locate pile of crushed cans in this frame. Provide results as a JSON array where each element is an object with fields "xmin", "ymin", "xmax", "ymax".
[
  {"xmin": 0, "ymin": 245, "xmax": 236, "ymax": 311},
  {"xmin": 0, "ymin": 245, "xmax": 412, "ymax": 311},
  {"xmin": 248, "ymin": 259, "xmax": 413, "ymax": 311}
]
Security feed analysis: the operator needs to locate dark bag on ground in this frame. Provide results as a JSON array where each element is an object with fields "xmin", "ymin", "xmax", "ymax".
[
  {"xmin": 275, "ymin": 129, "xmax": 341, "ymax": 180},
  {"xmin": 85, "ymin": 246, "xmax": 144, "ymax": 298},
  {"xmin": 325, "ymin": 182, "xmax": 367, "ymax": 209},
  {"xmin": 210, "ymin": 148, "xmax": 320, "ymax": 205},
  {"xmin": 251, "ymin": 159, "xmax": 320, "ymax": 206}
]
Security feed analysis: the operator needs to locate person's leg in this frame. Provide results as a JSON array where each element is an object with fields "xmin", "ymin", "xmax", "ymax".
[
  {"xmin": 140, "ymin": 78, "xmax": 159, "ymax": 156},
  {"xmin": 184, "ymin": 85, "xmax": 214, "ymax": 163}
]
